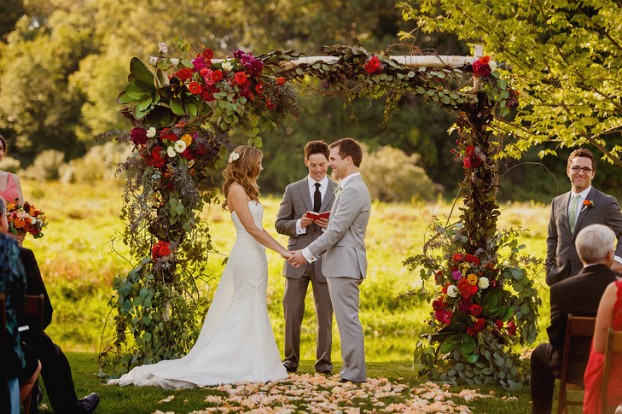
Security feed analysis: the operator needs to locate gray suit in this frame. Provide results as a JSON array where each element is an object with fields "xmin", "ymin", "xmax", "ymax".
[
  {"xmin": 307, "ymin": 174, "xmax": 371, "ymax": 382},
  {"xmin": 275, "ymin": 177, "xmax": 337, "ymax": 373},
  {"xmin": 546, "ymin": 187, "xmax": 622, "ymax": 285}
]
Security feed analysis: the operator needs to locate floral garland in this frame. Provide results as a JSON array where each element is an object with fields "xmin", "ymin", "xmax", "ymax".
[
  {"xmin": 403, "ymin": 56, "xmax": 539, "ymax": 389},
  {"xmin": 105, "ymin": 46, "xmax": 532, "ymax": 379}
]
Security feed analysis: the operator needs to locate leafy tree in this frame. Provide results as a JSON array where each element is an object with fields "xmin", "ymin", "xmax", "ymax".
[{"xmin": 402, "ymin": 0, "xmax": 622, "ymax": 166}]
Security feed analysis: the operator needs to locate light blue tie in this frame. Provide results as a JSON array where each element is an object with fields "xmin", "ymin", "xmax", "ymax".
[{"xmin": 569, "ymin": 194, "xmax": 581, "ymax": 233}]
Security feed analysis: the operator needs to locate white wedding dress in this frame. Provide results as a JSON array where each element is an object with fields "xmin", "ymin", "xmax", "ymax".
[{"xmin": 110, "ymin": 201, "xmax": 288, "ymax": 388}]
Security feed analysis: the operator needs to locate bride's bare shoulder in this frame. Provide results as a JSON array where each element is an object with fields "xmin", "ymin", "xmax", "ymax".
[{"xmin": 227, "ymin": 184, "xmax": 250, "ymax": 213}]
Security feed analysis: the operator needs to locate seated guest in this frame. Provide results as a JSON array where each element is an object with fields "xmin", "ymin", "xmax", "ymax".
[
  {"xmin": 0, "ymin": 197, "xmax": 29, "ymax": 413},
  {"xmin": 0, "ymin": 198, "xmax": 100, "ymax": 413},
  {"xmin": 583, "ymin": 277, "xmax": 622, "ymax": 413},
  {"xmin": 531, "ymin": 224, "xmax": 619, "ymax": 414}
]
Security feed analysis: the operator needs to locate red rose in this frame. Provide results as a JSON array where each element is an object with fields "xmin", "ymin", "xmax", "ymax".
[
  {"xmin": 147, "ymin": 147, "xmax": 165, "ymax": 168},
  {"xmin": 469, "ymin": 304, "xmax": 482, "ymax": 316},
  {"xmin": 234, "ymin": 71, "xmax": 248, "ymax": 86},
  {"xmin": 173, "ymin": 67, "xmax": 194, "ymax": 82},
  {"xmin": 276, "ymin": 76, "xmax": 286, "ymax": 86},
  {"xmin": 433, "ymin": 298, "xmax": 446, "ymax": 311},
  {"xmin": 188, "ymin": 81, "xmax": 201, "ymax": 95},
  {"xmin": 151, "ymin": 240, "xmax": 171, "ymax": 260},
  {"xmin": 475, "ymin": 318, "xmax": 486, "ymax": 331},
  {"xmin": 472, "ymin": 56, "xmax": 492, "ymax": 77},
  {"xmin": 364, "ymin": 56, "xmax": 383, "ymax": 74},
  {"xmin": 452, "ymin": 253, "xmax": 464, "ymax": 262},
  {"xmin": 495, "ymin": 319, "xmax": 504, "ymax": 330},
  {"xmin": 202, "ymin": 48, "xmax": 214, "ymax": 60},
  {"xmin": 130, "ymin": 127, "xmax": 148, "ymax": 145},
  {"xmin": 212, "ymin": 70, "xmax": 223, "ymax": 82},
  {"xmin": 465, "ymin": 146, "xmax": 475, "ymax": 156},
  {"xmin": 465, "ymin": 254, "xmax": 480, "ymax": 265}
]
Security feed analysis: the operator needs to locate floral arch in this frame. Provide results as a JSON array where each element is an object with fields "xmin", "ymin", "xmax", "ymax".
[{"xmin": 102, "ymin": 43, "xmax": 540, "ymax": 388}]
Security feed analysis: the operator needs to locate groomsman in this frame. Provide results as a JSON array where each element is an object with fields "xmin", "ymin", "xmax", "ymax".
[
  {"xmin": 275, "ymin": 140, "xmax": 337, "ymax": 374},
  {"xmin": 289, "ymin": 138, "xmax": 371, "ymax": 383},
  {"xmin": 546, "ymin": 148, "xmax": 622, "ymax": 285}
]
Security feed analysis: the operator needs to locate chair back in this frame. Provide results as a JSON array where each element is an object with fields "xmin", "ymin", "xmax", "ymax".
[
  {"xmin": 602, "ymin": 328, "xmax": 622, "ymax": 413},
  {"xmin": 557, "ymin": 314, "xmax": 597, "ymax": 414},
  {"xmin": 18, "ymin": 294, "xmax": 44, "ymax": 413},
  {"xmin": 0, "ymin": 293, "xmax": 10, "ymax": 413}
]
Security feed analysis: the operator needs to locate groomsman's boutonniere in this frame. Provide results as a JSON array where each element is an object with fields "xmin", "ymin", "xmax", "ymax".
[
  {"xmin": 333, "ymin": 185, "xmax": 343, "ymax": 195},
  {"xmin": 580, "ymin": 199, "xmax": 595, "ymax": 213}
]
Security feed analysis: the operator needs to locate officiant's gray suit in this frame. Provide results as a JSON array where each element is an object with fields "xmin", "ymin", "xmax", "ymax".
[
  {"xmin": 275, "ymin": 177, "xmax": 337, "ymax": 373},
  {"xmin": 307, "ymin": 174, "xmax": 371, "ymax": 382},
  {"xmin": 546, "ymin": 187, "xmax": 622, "ymax": 285}
]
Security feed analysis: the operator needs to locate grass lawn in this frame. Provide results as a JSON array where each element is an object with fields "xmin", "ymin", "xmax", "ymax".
[{"xmin": 16, "ymin": 179, "xmax": 573, "ymax": 413}]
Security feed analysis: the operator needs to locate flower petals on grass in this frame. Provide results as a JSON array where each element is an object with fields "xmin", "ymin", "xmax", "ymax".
[{"xmin": 173, "ymin": 374, "xmax": 492, "ymax": 413}]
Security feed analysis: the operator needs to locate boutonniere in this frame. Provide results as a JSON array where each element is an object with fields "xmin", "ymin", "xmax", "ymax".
[
  {"xmin": 333, "ymin": 185, "xmax": 343, "ymax": 195},
  {"xmin": 580, "ymin": 199, "xmax": 595, "ymax": 213}
]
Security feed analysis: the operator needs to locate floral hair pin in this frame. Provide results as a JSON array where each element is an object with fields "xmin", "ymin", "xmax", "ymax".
[
  {"xmin": 228, "ymin": 152, "xmax": 240, "ymax": 164},
  {"xmin": 580, "ymin": 199, "xmax": 595, "ymax": 213}
]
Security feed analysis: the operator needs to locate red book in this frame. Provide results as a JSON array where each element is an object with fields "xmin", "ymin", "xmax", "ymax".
[{"xmin": 305, "ymin": 211, "xmax": 330, "ymax": 220}]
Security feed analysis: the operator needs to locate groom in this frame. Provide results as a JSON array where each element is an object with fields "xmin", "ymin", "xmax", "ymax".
[{"xmin": 288, "ymin": 137, "xmax": 371, "ymax": 383}]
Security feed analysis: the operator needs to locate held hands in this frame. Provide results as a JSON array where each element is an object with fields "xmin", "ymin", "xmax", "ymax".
[
  {"xmin": 280, "ymin": 249, "xmax": 293, "ymax": 260},
  {"xmin": 288, "ymin": 250, "xmax": 308, "ymax": 268}
]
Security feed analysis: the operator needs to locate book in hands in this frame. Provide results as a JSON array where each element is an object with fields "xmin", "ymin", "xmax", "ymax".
[{"xmin": 305, "ymin": 211, "xmax": 330, "ymax": 220}]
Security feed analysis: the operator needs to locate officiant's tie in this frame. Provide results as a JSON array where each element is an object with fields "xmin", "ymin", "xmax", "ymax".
[
  {"xmin": 313, "ymin": 183, "xmax": 321, "ymax": 212},
  {"xmin": 569, "ymin": 194, "xmax": 581, "ymax": 233}
]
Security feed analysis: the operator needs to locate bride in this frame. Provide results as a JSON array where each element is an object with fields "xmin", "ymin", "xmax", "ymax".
[{"xmin": 110, "ymin": 145, "xmax": 291, "ymax": 388}]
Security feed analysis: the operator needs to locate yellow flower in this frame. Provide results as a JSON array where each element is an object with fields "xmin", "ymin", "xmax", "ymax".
[
  {"xmin": 180, "ymin": 134, "xmax": 192, "ymax": 146},
  {"xmin": 466, "ymin": 273, "xmax": 478, "ymax": 286}
]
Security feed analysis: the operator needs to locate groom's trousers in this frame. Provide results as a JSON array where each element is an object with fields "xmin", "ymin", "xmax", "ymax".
[{"xmin": 326, "ymin": 276, "xmax": 366, "ymax": 382}]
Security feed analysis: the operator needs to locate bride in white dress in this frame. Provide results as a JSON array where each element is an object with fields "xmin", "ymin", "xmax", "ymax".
[{"xmin": 110, "ymin": 145, "xmax": 291, "ymax": 388}]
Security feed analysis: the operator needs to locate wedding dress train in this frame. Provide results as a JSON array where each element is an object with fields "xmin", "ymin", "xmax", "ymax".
[{"xmin": 110, "ymin": 201, "xmax": 288, "ymax": 388}]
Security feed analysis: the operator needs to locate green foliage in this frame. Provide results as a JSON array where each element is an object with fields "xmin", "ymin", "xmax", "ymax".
[
  {"xmin": 405, "ymin": 0, "xmax": 622, "ymax": 166},
  {"xmin": 361, "ymin": 145, "xmax": 437, "ymax": 202}
]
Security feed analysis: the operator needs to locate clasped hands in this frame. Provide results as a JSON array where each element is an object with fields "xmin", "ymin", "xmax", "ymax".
[{"xmin": 287, "ymin": 250, "xmax": 308, "ymax": 268}]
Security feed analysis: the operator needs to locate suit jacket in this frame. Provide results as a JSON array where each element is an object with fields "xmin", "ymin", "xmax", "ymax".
[
  {"xmin": 275, "ymin": 177, "xmax": 337, "ymax": 280},
  {"xmin": 18, "ymin": 247, "xmax": 53, "ymax": 331},
  {"xmin": 546, "ymin": 187, "xmax": 622, "ymax": 285},
  {"xmin": 307, "ymin": 175, "xmax": 371, "ymax": 279},
  {"xmin": 547, "ymin": 263, "xmax": 618, "ymax": 380}
]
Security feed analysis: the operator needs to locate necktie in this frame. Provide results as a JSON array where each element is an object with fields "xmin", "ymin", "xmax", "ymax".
[
  {"xmin": 313, "ymin": 183, "xmax": 321, "ymax": 212},
  {"xmin": 569, "ymin": 194, "xmax": 581, "ymax": 233}
]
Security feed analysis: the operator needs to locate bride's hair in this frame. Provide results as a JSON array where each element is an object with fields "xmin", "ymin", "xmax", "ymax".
[{"xmin": 222, "ymin": 145, "xmax": 262, "ymax": 210}]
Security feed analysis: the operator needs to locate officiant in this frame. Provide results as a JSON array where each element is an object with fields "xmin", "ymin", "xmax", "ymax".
[{"xmin": 275, "ymin": 140, "xmax": 337, "ymax": 375}]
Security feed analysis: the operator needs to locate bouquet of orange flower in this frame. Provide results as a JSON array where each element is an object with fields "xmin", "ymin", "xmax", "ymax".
[{"xmin": 6, "ymin": 201, "xmax": 47, "ymax": 239}]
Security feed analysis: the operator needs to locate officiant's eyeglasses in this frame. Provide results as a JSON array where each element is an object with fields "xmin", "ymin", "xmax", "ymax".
[{"xmin": 570, "ymin": 166, "xmax": 593, "ymax": 173}]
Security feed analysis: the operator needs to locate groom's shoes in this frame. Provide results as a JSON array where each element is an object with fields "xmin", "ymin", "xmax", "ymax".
[
  {"xmin": 76, "ymin": 392, "xmax": 100, "ymax": 413},
  {"xmin": 317, "ymin": 369, "xmax": 332, "ymax": 375}
]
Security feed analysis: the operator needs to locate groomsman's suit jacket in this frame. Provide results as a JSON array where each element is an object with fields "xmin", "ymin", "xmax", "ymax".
[
  {"xmin": 275, "ymin": 177, "xmax": 337, "ymax": 280},
  {"xmin": 545, "ymin": 263, "xmax": 618, "ymax": 383},
  {"xmin": 546, "ymin": 187, "xmax": 622, "ymax": 285}
]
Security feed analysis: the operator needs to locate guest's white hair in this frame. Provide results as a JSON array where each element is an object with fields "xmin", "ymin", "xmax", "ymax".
[{"xmin": 576, "ymin": 224, "xmax": 616, "ymax": 264}]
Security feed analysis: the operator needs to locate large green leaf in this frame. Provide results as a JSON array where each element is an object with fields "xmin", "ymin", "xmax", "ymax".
[
  {"xmin": 440, "ymin": 334, "xmax": 461, "ymax": 354},
  {"xmin": 130, "ymin": 57, "xmax": 155, "ymax": 85},
  {"xmin": 169, "ymin": 96, "xmax": 186, "ymax": 116}
]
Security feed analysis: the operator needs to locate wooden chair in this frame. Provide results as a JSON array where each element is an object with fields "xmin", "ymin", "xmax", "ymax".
[
  {"xmin": 0, "ymin": 293, "xmax": 10, "ymax": 413},
  {"xmin": 602, "ymin": 328, "xmax": 622, "ymax": 414},
  {"xmin": 557, "ymin": 314, "xmax": 597, "ymax": 414},
  {"xmin": 18, "ymin": 294, "xmax": 44, "ymax": 414}
]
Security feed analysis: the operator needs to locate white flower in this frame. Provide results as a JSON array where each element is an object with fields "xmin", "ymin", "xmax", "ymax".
[
  {"xmin": 167, "ymin": 146, "xmax": 176, "ymax": 158},
  {"xmin": 221, "ymin": 60, "xmax": 233, "ymax": 71},
  {"xmin": 174, "ymin": 140, "xmax": 187, "ymax": 153},
  {"xmin": 228, "ymin": 152, "xmax": 240, "ymax": 163},
  {"xmin": 447, "ymin": 285, "xmax": 458, "ymax": 298},
  {"xmin": 146, "ymin": 127, "xmax": 156, "ymax": 138},
  {"xmin": 489, "ymin": 60, "xmax": 498, "ymax": 72},
  {"xmin": 30, "ymin": 217, "xmax": 37, "ymax": 225},
  {"xmin": 478, "ymin": 276, "xmax": 490, "ymax": 289}
]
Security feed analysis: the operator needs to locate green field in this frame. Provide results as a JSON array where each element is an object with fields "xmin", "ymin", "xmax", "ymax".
[{"xmin": 23, "ymin": 179, "xmax": 552, "ymax": 363}]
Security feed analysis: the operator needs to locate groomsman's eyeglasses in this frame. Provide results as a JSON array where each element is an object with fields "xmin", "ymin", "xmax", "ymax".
[{"xmin": 570, "ymin": 166, "xmax": 593, "ymax": 173}]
